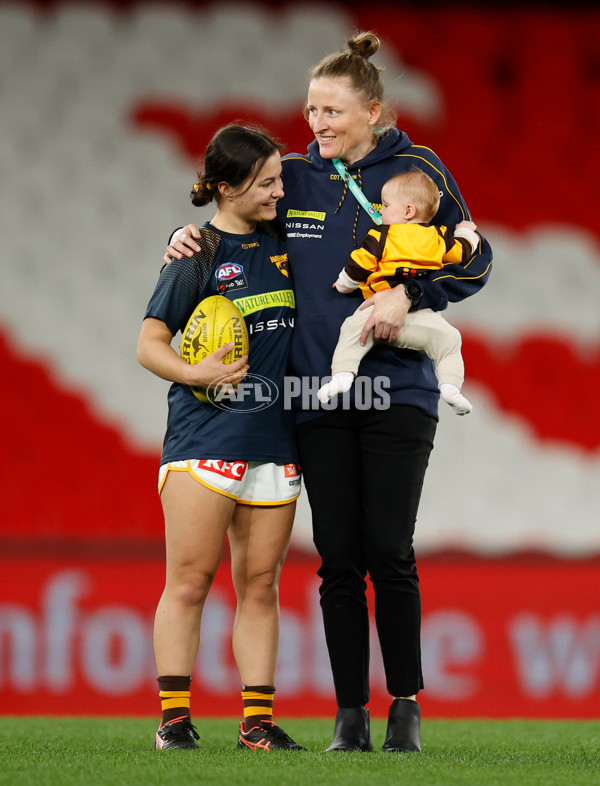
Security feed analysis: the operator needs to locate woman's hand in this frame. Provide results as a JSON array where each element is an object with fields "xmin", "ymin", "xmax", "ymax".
[
  {"xmin": 164, "ymin": 224, "xmax": 202, "ymax": 264},
  {"xmin": 184, "ymin": 343, "xmax": 249, "ymax": 393},
  {"xmin": 137, "ymin": 319, "xmax": 249, "ymax": 391},
  {"xmin": 357, "ymin": 286, "xmax": 411, "ymax": 345}
]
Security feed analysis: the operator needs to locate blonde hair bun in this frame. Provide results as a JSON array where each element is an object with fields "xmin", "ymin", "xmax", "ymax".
[{"xmin": 347, "ymin": 31, "xmax": 380, "ymax": 60}]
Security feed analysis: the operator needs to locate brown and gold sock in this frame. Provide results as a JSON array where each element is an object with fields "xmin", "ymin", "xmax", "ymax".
[
  {"xmin": 241, "ymin": 684, "xmax": 275, "ymax": 732},
  {"xmin": 158, "ymin": 675, "xmax": 192, "ymax": 725}
]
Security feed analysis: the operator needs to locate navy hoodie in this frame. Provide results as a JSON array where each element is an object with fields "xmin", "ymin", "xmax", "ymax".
[{"xmin": 279, "ymin": 129, "xmax": 493, "ymax": 421}]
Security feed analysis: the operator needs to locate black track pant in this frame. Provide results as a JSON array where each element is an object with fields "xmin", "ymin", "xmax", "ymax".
[{"xmin": 296, "ymin": 405, "xmax": 436, "ymax": 707}]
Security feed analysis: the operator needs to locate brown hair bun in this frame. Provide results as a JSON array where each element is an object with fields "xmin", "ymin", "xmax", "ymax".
[{"xmin": 346, "ymin": 31, "xmax": 380, "ymax": 60}]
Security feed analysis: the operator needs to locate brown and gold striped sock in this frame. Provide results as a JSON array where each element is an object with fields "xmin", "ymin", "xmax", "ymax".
[
  {"xmin": 158, "ymin": 675, "xmax": 192, "ymax": 725},
  {"xmin": 241, "ymin": 684, "xmax": 275, "ymax": 732}
]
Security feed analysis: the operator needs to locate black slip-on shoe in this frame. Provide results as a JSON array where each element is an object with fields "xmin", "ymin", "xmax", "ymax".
[
  {"xmin": 382, "ymin": 698, "xmax": 421, "ymax": 752},
  {"xmin": 325, "ymin": 706, "xmax": 373, "ymax": 752}
]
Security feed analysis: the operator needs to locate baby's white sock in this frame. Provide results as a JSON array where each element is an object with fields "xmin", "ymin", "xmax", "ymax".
[
  {"xmin": 317, "ymin": 372, "xmax": 355, "ymax": 403},
  {"xmin": 440, "ymin": 383, "xmax": 473, "ymax": 415}
]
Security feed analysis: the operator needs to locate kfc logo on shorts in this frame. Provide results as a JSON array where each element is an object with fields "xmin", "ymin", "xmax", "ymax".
[
  {"xmin": 284, "ymin": 464, "xmax": 298, "ymax": 478},
  {"xmin": 198, "ymin": 460, "xmax": 248, "ymax": 479}
]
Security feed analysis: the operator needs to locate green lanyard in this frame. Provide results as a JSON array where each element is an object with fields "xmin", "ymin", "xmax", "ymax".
[{"xmin": 332, "ymin": 158, "xmax": 382, "ymax": 225}]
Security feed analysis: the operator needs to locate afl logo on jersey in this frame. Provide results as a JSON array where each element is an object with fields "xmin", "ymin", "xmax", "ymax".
[
  {"xmin": 215, "ymin": 263, "xmax": 248, "ymax": 292},
  {"xmin": 217, "ymin": 263, "xmax": 243, "ymax": 280}
]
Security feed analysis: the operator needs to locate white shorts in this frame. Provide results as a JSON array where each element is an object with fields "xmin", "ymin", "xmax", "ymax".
[{"xmin": 158, "ymin": 459, "xmax": 302, "ymax": 505}]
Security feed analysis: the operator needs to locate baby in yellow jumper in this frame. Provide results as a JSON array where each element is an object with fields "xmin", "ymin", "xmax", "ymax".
[{"xmin": 318, "ymin": 169, "xmax": 479, "ymax": 415}]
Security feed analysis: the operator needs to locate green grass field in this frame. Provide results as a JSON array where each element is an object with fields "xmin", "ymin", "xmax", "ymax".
[{"xmin": 0, "ymin": 718, "xmax": 598, "ymax": 786}]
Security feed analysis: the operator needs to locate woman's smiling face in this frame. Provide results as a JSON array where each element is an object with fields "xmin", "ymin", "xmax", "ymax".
[
  {"xmin": 225, "ymin": 151, "xmax": 284, "ymax": 228},
  {"xmin": 306, "ymin": 77, "xmax": 382, "ymax": 165}
]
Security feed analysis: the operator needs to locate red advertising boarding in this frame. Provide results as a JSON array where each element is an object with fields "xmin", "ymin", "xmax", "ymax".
[{"xmin": 1, "ymin": 555, "xmax": 598, "ymax": 718}]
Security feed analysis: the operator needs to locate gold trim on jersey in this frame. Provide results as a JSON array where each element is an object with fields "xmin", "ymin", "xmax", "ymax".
[{"xmin": 394, "ymin": 151, "xmax": 467, "ymax": 220}]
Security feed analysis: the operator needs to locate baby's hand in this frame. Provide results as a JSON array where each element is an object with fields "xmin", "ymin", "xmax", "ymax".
[
  {"xmin": 455, "ymin": 219, "xmax": 477, "ymax": 233},
  {"xmin": 334, "ymin": 277, "xmax": 356, "ymax": 294}
]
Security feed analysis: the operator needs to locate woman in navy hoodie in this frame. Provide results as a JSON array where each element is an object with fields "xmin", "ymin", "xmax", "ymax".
[{"xmin": 166, "ymin": 31, "xmax": 492, "ymax": 754}]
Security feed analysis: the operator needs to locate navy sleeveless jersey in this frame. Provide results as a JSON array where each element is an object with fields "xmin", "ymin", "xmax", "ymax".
[{"xmin": 144, "ymin": 223, "xmax": 297, "ymax": 464}]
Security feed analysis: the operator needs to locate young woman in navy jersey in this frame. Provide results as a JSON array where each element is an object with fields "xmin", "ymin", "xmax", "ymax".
[
  {"xmin": 165, "ymin": 33, "xmax": 492, "ymax": 754},
  {"xmin": 138, "ymin": 125, "xmax": 304, "ymax": 752}
]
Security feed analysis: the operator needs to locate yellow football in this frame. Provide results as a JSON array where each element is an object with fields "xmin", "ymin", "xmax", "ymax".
[{"xmin": 180, "ymin": 295, "xmax": 249, "ymax": 403}]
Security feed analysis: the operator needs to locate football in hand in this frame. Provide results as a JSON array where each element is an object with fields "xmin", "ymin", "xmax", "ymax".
[{"xmin": 180, "ymin": 295, "xmax": 249, "ymax": 402}]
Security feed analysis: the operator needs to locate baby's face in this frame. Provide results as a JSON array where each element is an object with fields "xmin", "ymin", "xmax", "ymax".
[{"xmin": 380, "ymin": 181, "xmax": 413, "ymax": 224}]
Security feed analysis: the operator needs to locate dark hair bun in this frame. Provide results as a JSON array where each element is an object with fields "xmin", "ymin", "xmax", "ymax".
[
  {"xmin": 347, "ymin": 31, "xmax": 380, "ymax": 59},
  {"xmin": 190, "ymin": 177, "xmax": 213, "ymax": 207}
]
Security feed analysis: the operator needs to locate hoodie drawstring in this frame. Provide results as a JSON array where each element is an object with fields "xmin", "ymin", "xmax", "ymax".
[
  {"xmin": 352, "ymin": 170, "xmax": 363, "ymax": 247},
  {"xmin": 334, "ymin": 172, "xmax": 349, "ymax": 214},
  {"xmin": 334, "ymin": 162, "xmax": 362, "ymax": 247}
]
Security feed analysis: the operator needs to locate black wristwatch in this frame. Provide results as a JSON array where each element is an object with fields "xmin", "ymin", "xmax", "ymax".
[{"xmin": 403, "ymin": 279, "xmax": 423, "ymax": 310}]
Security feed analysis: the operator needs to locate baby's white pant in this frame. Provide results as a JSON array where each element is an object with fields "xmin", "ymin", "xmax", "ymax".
[{"xmin": 331, "ymin": 305, "xmax": 465, "ymax": 388}]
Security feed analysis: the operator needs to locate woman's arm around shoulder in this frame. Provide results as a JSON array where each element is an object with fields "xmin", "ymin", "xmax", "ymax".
[{"xmin": 164, "ymin": 224, "xmax": 202, "ymax": 264}]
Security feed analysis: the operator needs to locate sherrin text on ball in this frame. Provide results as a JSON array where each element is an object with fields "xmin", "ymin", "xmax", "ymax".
[{"xmin": 180, "ymin": 295, "xmax": 249, "ymax": 403}]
